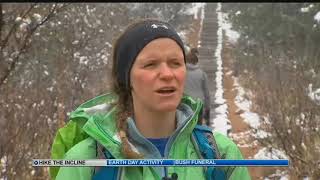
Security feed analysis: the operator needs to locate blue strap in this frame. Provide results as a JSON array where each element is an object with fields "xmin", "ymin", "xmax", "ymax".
[
  {"xmin": 193, "ymin": 125, "xmax": 217, "ymax": 159},
  {"xmin": 92, "ymin": 166, "xmax": 118, "ymax": 180},
  {"xmin": 94, "ymin": 125, "xmax": 226, "ymax": 180},
  {"xmin": 211, "ymin": 168, "xmax": 227, "ymax": 179},
  {"xmin": 92, "ymin": 144, "xmax": 118, "ymax": 180},
  {"xmin": 194, "ymin": 124, "xmax": 214, "ymax": 133},
  {"xmin": 193, "ymin": 125, "xmax": 226, "ymax": 180}
]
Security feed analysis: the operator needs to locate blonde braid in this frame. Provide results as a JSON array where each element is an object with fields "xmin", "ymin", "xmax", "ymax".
[{"xmin": 116, "ymin": 94, "xmax": 143, "ymax": 159}]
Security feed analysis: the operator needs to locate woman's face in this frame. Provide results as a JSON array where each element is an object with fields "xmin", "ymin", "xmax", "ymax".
[{"xmin": 130, "ymin": 38, "xmax": 186, "ymax": 113}]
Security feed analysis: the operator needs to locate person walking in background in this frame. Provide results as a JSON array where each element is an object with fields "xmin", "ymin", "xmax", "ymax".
[{"xmin": 184, "ymin": 47, "xmax": 211, "ymax": 126}]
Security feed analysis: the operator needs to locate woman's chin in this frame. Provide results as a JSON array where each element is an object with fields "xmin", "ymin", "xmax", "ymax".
[{"xmin": 155, "ymin": 103, "xmax": 179, "ymax": 112}]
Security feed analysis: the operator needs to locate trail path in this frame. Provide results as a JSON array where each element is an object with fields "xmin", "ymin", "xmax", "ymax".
[{"xmin": 194, "ymin": 3, "xmax": 277, "ymax": 179}]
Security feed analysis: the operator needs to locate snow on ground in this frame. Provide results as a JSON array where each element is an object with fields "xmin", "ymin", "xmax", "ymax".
[
  {"xmin": 252, "ymin": 129, "xmax": 271, "ymax": 139},
  {"xmin": 210, "ymin": 5, "xmax": 241, "ymax": 135},
  {"xmin": 197, "ymin": 3, "xmax": 205, "ymax": 48},
  {"xmin": 233, "ymin": 77, "xmax": 261, "ymax": 128},
  {"xmin": 315, "ymin": 11, "xmax": 320, "ymax": 23},
  {"xmin": 177, "ymin": 30, "xmax": 188, "ymax": 44},
  {"xmin": 264, "ymin": 169, "xmax": 289, "ymax": 180},
  {"xmin": 229, "ymin": 130, "xmax": 259, "ymax": 148},
  {"xmin": 254, "ymin": 148, "xmax": 290, "ymax": 179},
  {"xmin": 0, "ymin": 156, "xmax": 7, "ymax": 180},
  {"xmin": 307, "ymin": 83, "xmax": 320, "ymax": 105},
  {"xmin": 196, "ymin": 3, "xmax": 205, "ymax": 48},
  {"xmin": 254, "ymin": 147, "xmax": 288, "ymax": 159},
  {"xmin": 184, "ymin": 3, "xmax": 206, "ymax": 20},
  {"xmin": 221, "ymin": 12, "xmax": 240, "ymax": 44},
  {"xmin": 218, "ymin": 5, "xmax": 274, "ymax": 137},
  {"xmin": 182, "ymin": 3, "xmax": 205, "ymax": 48},
  {"xmin": 300, "ymin": 4, "xmax": 313, "ymax": 13},
  {"xmin": 240, "ymin": 111, "xmax": 261, "ymax": 129},
  {"xmin": 212, "ymin": 3, "xmax": 230, "ymax": 136},
  {"xmin": 230, "ymin": 66, "xmax": 290, "ymax": 179},
  {"xmin": 213, "ymin": 5, "xmax": 293, "ymax": 179},
  {"xmin": 233, "ymin": 76, "xmax": 289, "ymax": 162},
  {"xmin": 220, "ymin": 10, "xmax": 290, "ymax": 175},
  {"xmin": 229, "ymin": 128, "xmax": 271, "ymax": 150}
]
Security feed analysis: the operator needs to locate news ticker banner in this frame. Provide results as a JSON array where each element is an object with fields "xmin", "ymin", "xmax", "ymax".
[{"xmin": 32, "ymin": 159, "xmax": 289, "ymax": 167}]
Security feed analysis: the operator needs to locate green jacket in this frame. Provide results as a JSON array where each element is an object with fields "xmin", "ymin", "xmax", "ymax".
[{"xmin": 51, "ymin": 93, "xmax": 250, "ymax": 180}]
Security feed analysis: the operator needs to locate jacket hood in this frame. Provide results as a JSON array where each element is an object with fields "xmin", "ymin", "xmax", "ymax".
[{"xmin": 186, "ymin": 63, "xmax": 200, "ymax": 70}]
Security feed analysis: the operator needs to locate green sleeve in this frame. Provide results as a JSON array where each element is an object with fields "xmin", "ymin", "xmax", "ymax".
[
  {"xmin": 56, "ymin": 166, "xmax": 93, "ymax": 180},
  {"xmin": 55, "ymin": 137, "xmax": 96, "ymax": 180},
  {"xmin": 213, "ymin": 132, "xmax": 251, "ymax": 180},
  {"xmin": 50, "ymin": 120, "xmax": 89, "ymax": 179}
]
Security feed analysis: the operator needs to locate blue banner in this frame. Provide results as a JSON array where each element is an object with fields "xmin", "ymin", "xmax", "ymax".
[{"xmin": 106, "ymin": 159, "xmax": 289, "ymax": 166}]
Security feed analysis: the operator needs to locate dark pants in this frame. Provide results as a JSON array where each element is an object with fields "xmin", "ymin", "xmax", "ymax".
[
  {"xmin": 197, "ymin": 107, "xmax": 210, "ymax": 126},
  {"xmin": 203, "ymin": 108, "xmax": 210, "ymax": 126}
]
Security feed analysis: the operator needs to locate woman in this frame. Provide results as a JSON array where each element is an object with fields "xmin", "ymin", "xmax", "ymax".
[
  {"xmin": 51, "ymin": 19, "xmax": 250, "ymax": 180},
  {"xmin": 184, "ymin": 47, "xmax": 211, "ymax": 126}
]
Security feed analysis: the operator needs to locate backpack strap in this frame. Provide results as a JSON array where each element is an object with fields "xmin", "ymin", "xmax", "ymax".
[
  {"xmin": 192, "ymin": 125, "xmax": 226, "ymax": 180},
  {"xmin": 92, "ymin": 141, "xmax": 119, "ymax": 180}
]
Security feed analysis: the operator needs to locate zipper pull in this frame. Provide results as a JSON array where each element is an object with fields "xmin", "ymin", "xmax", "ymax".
[
  {"xmin": 171, "ymin": 172, "xmax": 178, "ymax": 180},
  {"xmin": 161, "ymin": 173, "xmax": 178, "ymax": 180}
]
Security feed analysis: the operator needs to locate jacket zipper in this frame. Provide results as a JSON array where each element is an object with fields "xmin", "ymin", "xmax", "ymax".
[
  {"xmin": 191, "ymin": 133, "xmax": 207, "ymax": 175},
  {"xmin": 117, "ymin": 167, "xmax": 122, "ymax": 180},
  {"xmin": 162, "ymin": 103, "xmax": 201, "ymax": 178}
]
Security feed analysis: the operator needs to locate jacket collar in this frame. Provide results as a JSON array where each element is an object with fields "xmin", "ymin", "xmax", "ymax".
[
  {"xmin": 186, "ymin": 63, "xmax": 199, "ymax": 70},
  {"xmin": 126, "ymin": 102, "xmax": 194, "ymax": 159},
  {"xmin": 74, "ymin": 94, "xmax": 202, "ymax": 159}
]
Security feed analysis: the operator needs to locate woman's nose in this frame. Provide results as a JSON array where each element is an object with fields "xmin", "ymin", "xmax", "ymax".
[{"xmin": 159, "ymin": 64, "xmax": 174, "ymax": 80}]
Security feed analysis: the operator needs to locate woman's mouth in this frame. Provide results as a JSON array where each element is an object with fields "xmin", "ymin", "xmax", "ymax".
[{"xmin": 155, "ymin": 87, "xmax": 177, "ymax": 95}]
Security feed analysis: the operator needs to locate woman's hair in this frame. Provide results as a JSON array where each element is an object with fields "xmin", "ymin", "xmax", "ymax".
[
  {"xmin": 111, "ymin": 20, "xmax": 144, "ymax": 159},
  {"xmin": 186, "ymin": 47, "xmax": 199, "ymax": 64},
  {"xmin": 190, "ymin": 47, "xmax": 199, "ymax": 55}
]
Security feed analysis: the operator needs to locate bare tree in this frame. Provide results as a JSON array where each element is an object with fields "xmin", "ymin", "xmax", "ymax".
[
  {"xmin": 0, "ymin": 3, "xmax": 196, "ymax": 179},
  {"xmin": 224, "ymin": 3, "xmax": 320, "ymax": 178}
]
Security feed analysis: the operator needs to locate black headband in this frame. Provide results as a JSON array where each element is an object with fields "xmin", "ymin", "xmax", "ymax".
[{"xmin": 115, "ymin": 20, "xmax": 186, "ymax": 90}]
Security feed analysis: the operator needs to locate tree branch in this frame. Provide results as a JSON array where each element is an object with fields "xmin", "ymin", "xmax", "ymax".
[
  {"xmin": 0, "ymin": 3, "xmax": 36, "ymax": 51},
  {"xmin": 0, "ymin": 4, "xmax": 68, "ymax": 87}
]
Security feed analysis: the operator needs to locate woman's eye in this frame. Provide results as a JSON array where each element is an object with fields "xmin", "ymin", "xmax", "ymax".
[
  {"xmin": 171, "ymin": 61, "xmax": 182, "ymax": 67},
  {"xmin": 143, "ymin": 63, "xmax": 155, "ymax": 68}
]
